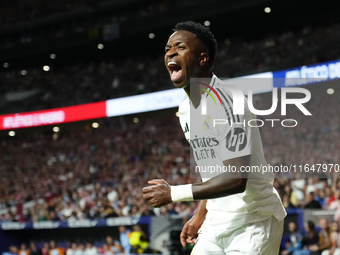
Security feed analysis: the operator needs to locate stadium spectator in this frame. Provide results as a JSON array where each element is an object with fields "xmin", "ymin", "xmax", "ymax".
[
  {"xmin": 306, "ymin": 179, "xmax": 324, "ymax": 195},
  {"xmin": 49, "ymin": 241, "xmax": 64, "ymax": 255},
  {"xmin": 139, "ymin": 204, "xmax": 155, "ymax": 217},
  {"xmin": 67, "ymin": 212, "xmax": 79, "ymax": 222},
  {"xmin": 19, "ymin": 244, "xmax": 30, "ymax": 255},
  {"xmin": 61, "ymin": 200, "xmax": 75, "ymax": 219},
  {"xmin": 129, "ymin": 205, "xmax": 141, "ymax": 218},
  {"xmin": 325, "ymin": 187, "xmax": 336, "ymax": 208},
  {"xmin": 129, "ymin": 225, "xmax": 149, "ymax": 254},
  {"xmin": 328, "ymin": 191, "xmax": 340, "ymax": 221},
  {"xmin": 119, "ymin": 226, "xmax": 131, "ymax": 255},
  {"xmin": 165, "ymin": 204, "xmax": 178, "ymax": 215},
  {"xmin": 281, "ymin": 222, "xmax": 303, "ymax": 255},
  {"xmin": 47, "ymin": 211, "xmax": 60, "ymax": 222},
  {"xmin": 106, "ymin": 186, "xmax": 118, "ymax": 204},
  {"xmin": 97, "ymin": 205, "xmax": 117, "ymax": 219},
  {"xmin": 106, "ymin": 236, "xmax": 123, "ymax": 254},
  {"xmin": 100, "ymin": 244, "xmax": 113, "ymax": 255},
  {"xmin": 316, "ymin": 190, "xmax": 327, "ymax": 209},
  {"xmin": 177, "ymin": 202, "xmax": 190, "ymax": 218},
  {"xmin": 29, "ymin": 242, "xmax": 42, "ymax": 255},
  {"xmin": 311, "ymin": 218, "xmax": 333, "ymax": 254},
  {"xmin": 9, "ymin": 246, "xmax": 19, "ymax": 255},
  {"xmin": 66, "ymin": 243, "xmax": 77, "ymax": 255},
  {"xmin": 321, "ymin": 221, "xmax": 340, "ymax": 255},
  {"xmin": 285, "ymin": 185, "xmax": 300, "ymax": 208},
  {"xmin": 291, "ymin": 178, "xmax": 306, "ymax": 202},
  {"xmin": 283, "ymin": 194, "xmax": 297, "ymax": 210},
  {"xmin": 85, "ymin": 241, "xmax": 97, "ymax": 255},
  {"xmin": 41, "ymin": 243, "xmax": 50, "ymax": 255},
  {"xmin": 304, "ymin": 193, "xmax": 322, "ymax": 209},
  {"xmin": 75, "ymin": 244, "xmax": 86, "ymax": 255},
  {"xmin": 117, "ymin": 200, "xmax": 130, "ymax": 217},
  {"xmin": 294, "ymin": 220, "xmax": 319, "ymax": 255}
]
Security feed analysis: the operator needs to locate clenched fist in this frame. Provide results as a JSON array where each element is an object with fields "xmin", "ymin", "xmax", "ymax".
[{"xmin": 142, "ymin": 179, "xmax": 172, "ymax": 207}]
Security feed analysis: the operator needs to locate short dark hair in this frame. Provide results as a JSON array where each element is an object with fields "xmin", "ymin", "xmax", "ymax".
[{"xmin": 174, "ymin": 20, "xmax": 217, "ymax": 68}]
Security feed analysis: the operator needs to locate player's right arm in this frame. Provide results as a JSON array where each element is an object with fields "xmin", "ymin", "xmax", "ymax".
[{"xmin": 180, "ymin": 200, "xmax": 207, "ymax": 247}]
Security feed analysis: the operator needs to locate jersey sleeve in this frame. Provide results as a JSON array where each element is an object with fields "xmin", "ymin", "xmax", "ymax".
[{"xmin": 215, "ymin": 90, "xmax": 253, "ymax": 162}]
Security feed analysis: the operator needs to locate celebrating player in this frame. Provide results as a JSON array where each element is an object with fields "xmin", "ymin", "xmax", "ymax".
[{"xmin": 142, "ymin": 21, "xmax": 286, "ymax": 254}]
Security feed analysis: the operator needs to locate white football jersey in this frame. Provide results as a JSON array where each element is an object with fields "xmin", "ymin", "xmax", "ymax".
[{"xmin": 178, "ymin": 74, "xmax": 286, "ymax": 229}]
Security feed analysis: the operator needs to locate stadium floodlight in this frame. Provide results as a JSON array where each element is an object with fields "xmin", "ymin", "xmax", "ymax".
[
  {"xmin": 264, "ymin": 7, "xmax": 271, "ymax": 13},
  {"xmin": 43, "ymin": 65, "xmax": 50, "ymax": 72},
  {"xmin": 8, "ymin": 131, "xmax": 15, "ymax": 137},
  {"xmin": 149, "ymin": 33, "xmax": 155, "ymax": 39},
  {"xmin": 92, "ymin": 122, "xmax": 99, "ymax": 128},
  {"xmin": 97, "ymin": 44, "xmax": 104, "ymax": 49},
  {"xmin": 327, "ymin": 88, "xmax": 334, "ymax": 94},
  {"xmin": 53, "ymin": 126, "xmax": 60, "ymax": 132}
]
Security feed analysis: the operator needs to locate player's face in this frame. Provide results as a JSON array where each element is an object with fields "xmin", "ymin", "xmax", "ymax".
[{"xmin": 164, "ymin": 30, "xmax": 204, "ymax": 88}]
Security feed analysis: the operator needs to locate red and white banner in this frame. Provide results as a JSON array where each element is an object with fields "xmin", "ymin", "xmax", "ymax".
[
  {"xmin": 0, "ymin": 89, "xmax": 187, "ymax": 130},
  {"xmin": 0, "ymin": 101, "xmax": 106, "ymax": 130}
]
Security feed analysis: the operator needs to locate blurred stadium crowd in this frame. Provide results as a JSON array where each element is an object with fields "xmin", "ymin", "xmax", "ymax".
[
  {"xmin": 1, "ymin": 20, "xmax": 340, "ymax": 114},
  {"xmin": 0, "ymin": 116, "xmax": 197, "ymax": 222},
  {"xmin": 0, "ymin": 0, "xmax": 208, "ymax": 29},
  {"xmin": 0, "ymin": 0, "xmax": 217, "ymax": 54},
  {"xmin": 280, "ymin": 219, "xmax": 340, "ymax": 255},
  {"xmin": 5, "ymin": 225, "xmax": 157, "ymax": 255}
]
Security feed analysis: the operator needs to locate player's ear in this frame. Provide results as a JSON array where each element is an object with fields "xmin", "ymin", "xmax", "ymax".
[{"xmin": 199, "ymin": 52, "xmax": 209, "ymax": 67}]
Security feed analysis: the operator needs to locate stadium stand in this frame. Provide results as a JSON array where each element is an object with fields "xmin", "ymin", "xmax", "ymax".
[
  {"xmin": 1, "ymin": 0, "xmax": 340, "ymax": 254},
  {"xmin": 1, "ymin": 21, "xmax": 340, "ymax": 115}
]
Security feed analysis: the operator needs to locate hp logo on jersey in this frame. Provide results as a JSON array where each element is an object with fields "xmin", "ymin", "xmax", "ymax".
[{"xmin": 226, "ymin": 128, "xmax": 247, "ymax": 152}]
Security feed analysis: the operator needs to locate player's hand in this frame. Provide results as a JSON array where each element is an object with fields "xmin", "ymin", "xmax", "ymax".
[
  {"xmin": 180, "ymin": 215, "xmax": 205, "ymax": 247},
  {"xmin": 142, "ymin": 179, "xmax": 172, "ymax": 207}
]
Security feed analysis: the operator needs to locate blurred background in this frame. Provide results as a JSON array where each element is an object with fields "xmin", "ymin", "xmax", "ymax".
[{"xmin": 0, "ymin": 0, "xmax": 340, "ymax": 254}]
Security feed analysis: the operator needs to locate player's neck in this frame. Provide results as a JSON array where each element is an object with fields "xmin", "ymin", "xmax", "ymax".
[{"xmin": 184, "ymin": 71, "xmax": 213, "ymax": 109}]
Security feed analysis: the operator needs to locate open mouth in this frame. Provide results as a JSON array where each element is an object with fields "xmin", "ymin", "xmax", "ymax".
[{"xmin": 168, "ymin": 61, "xmax": 183, "ymax": 82}]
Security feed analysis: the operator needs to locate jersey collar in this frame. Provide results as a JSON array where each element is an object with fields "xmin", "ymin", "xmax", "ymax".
[{"xmin": 189, "ymin": 73, "xmax": 217, "ymax": 105}]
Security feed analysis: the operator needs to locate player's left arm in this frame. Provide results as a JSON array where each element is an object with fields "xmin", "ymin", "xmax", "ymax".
[
  {"xmin": 191, "ymin": 155, "xmax": 249, "ymax": 200},
  {"xmin": 142, "ymin": 155, "xmax": 249, "ymax": 207}
]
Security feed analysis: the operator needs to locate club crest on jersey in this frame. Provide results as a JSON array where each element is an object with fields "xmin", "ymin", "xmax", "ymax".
[
  {"xmin": 226, "ymin": 128, "xmax": 247, "ymax": 152},
  {"xmin": 203, "ymin": 115, "xmax": 210, "ymax": 131}
]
